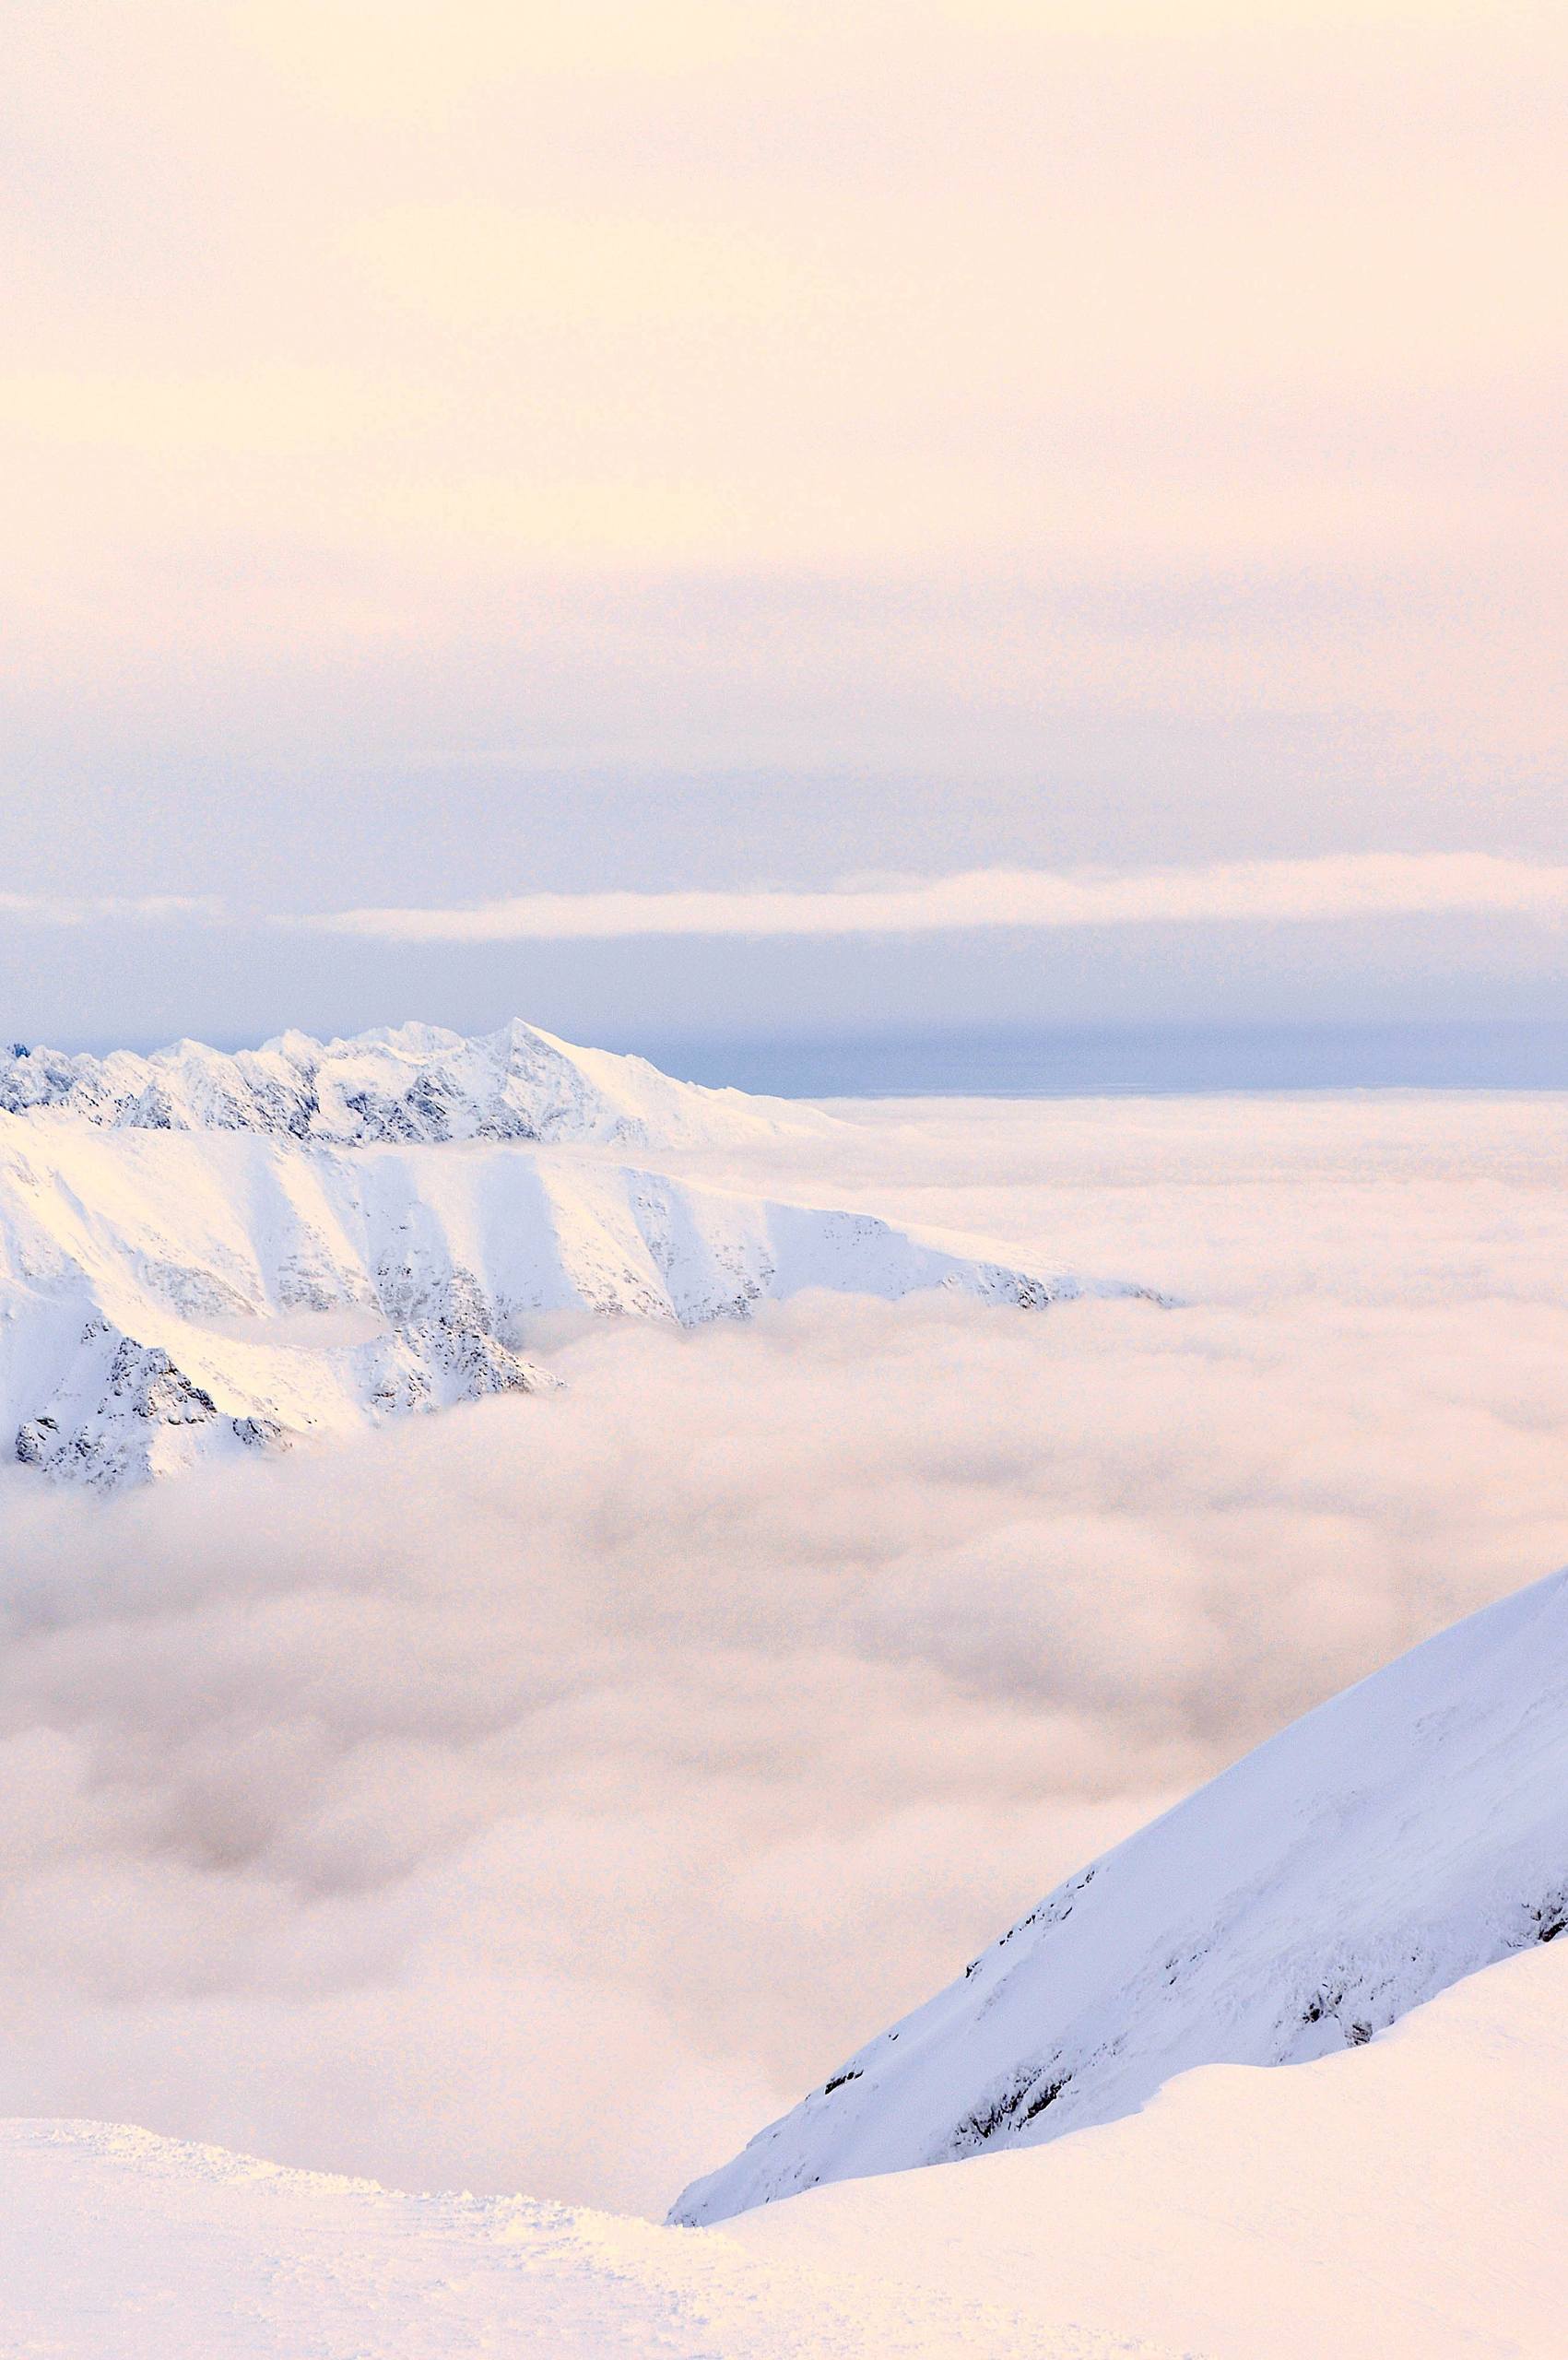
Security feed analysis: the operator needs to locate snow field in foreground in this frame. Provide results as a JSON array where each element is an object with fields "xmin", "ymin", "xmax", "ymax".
[
  {"xmin": 5, "ymin": 1939, "xmax": 1564, "ymax": 2358},
  {"xmin": 0, "ymin": 2123, "xmax": 1155, "ymax": 2360}
]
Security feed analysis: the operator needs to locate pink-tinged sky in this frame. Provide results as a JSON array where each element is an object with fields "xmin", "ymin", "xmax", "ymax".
[{"xmin": 1, "ymin": 1, "xmax": 1564, "ymax": 1042}]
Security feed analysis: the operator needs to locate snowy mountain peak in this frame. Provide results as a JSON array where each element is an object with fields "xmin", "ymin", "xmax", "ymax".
[
  {"xmin": 1, "ymin": 1018, "xmax": 1159, "ymax": 1488},
  {"xmin": 0, "ymin": 1020, "xmax": 817, "ymax": 1150},
  {"xmin": 674, "ymin": 1563, "xmax": 1568, "ymax": 2224},
  {"xmin": 0, "ymin": 1108, "xmax": 1149, "ymax": 1489}
]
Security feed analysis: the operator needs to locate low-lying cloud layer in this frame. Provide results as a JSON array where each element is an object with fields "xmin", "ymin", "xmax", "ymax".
[{"xmin": 3, "ymin": 1096, "xmax": 1567, "ymax": 2216}]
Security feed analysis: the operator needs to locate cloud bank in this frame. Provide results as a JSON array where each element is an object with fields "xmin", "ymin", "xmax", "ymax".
[
  {"xmin": 6, "ymin": 854, "xmax": 1568, "ymax": 947},
  {"xmin": 301, "ymin": 855, "xmax": 1568, "ymax": 943},
  {"xmin": 3, "ymin": 1095, "xmax": 1566, "ymax": 2218}
]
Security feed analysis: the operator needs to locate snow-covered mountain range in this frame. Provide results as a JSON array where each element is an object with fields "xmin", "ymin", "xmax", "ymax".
[
  {"xmin": 0, "ymin": 1018, "xmax": 814, "ymax": 1149},
  {"xmin": 675, "ymin": 1560, "xmax": 1568, "ymax": 2224},
  {"xmin": 0, "ymin": 1021, "xmax": 1140, "ymax": 1487}
]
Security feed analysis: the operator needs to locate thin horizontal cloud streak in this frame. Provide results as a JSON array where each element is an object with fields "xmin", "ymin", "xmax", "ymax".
[
  {"xmin": 303, "ymin": 855, "xmax": 1568, "ymax": 944},
  {"xmin": 6, "ymin": 856, "xmax": 1564, "ymax": 950},
  {"xmin": 0, "ymin": 894, "xmax": 225, "ymax": 928}
]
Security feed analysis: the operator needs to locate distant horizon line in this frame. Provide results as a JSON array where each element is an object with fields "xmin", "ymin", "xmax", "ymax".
[{"xmin": 23, "ymin": 1014, "xmax": 1568, "ymax": 1102}]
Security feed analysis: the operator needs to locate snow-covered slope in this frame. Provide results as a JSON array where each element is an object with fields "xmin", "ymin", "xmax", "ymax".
[
  {"xmin": 6, "ymin": 1940, "xmax": 1567, "ymax": 2356},
  {"xmin": 0, "ymin": 1116, "xmax": 1117, "ymax": 1487},
  {"xmin": 730, "ymin": 1937, "xmax": 1568, "ymax": 2360},
  {"xmin": 675, "ymin": 1560, "xmax": 1568, "ymax": 2224},
  {"xmin": 0, "ymin": 2120, "xmax": 1156, "ymax": 2360},
  {"xmin": 0, "ymin": 1019, "xmax": 820, "ymax": 1150}
]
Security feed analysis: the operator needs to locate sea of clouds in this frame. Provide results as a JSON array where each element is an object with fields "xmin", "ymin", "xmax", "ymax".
[{"xmin": 4, "ymin": 1093, "xmax": 1568, "ymax": 2216}]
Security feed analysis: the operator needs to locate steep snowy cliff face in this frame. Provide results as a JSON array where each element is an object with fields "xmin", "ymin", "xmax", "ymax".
[
  {"xmin": 0, "ymin": 1019, "xmax": 818, "ymax": 1149},
  {"xmin": 1, "ymin": 1024, "xmax": 1140, "ymax": 1488},
  {"xmin": 673, "ymin": 1564, "xmax": 1568, "ymax": 2224}
]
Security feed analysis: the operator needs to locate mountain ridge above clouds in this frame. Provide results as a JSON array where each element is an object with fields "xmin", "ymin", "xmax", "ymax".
[
  {"xmin": 0, "ymin": 1022, "xmax": 1152, "ymax": 1487},
  {"xmin": 674, "ymin": 1559, "xmax": 1568, "ymax": 2225},
  {"xmin": 0, "ymin": 1017, "xmax": 824, "ymax": 1150}
]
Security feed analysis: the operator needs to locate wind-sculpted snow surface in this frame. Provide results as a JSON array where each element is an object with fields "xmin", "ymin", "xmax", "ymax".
[
  {"xmin": 0, "ymin": 2120, "xmax": 1161, "ymax": 2360},
  {"xmin": 0, "ymin": 1114, "xmax": 1124, "ymax": 1486},
  {"xmin": 675, "ymin": 1562, "xmax": 1568, "ymax": 2224},
  {"xmin": 0, "ymin": 1018, "xmax": 819, "ymax": 1149}
]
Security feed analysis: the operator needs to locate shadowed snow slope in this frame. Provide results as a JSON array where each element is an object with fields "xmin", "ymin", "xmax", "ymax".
[
  {"xmin": 729, "ymin": 1939, "xmax": 1568, "ymax": 2360},
  {"xmin": 676, "ymin": 1562, "xmax": 1568, "ymax": 2224},
  {"xmin": 0, "ymin": 1115, "xmax": 1126, "ymax": 1486},
  {"xmin": 4, "ymin": 1941, "xmax": 1565, "ymax": 2357},
  {"xmin": 0, "ymin": 1019, "xmax": 820, "ymax": 1149}
]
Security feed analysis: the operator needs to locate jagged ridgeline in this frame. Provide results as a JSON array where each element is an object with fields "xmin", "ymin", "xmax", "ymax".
[
  {"xmin": 0, "ymin": 1019, "xmax": 808, "ymax": 1147},
  {"xmin": 0, "ymin": 1021, "xmax": 1153, "ymax": 1487}
]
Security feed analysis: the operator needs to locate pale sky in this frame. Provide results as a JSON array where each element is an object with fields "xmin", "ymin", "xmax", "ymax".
[{"xmin": 2, "ymin": 1, "xmax": 1564, "ymax": 1045}]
